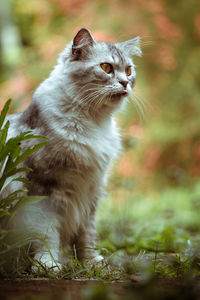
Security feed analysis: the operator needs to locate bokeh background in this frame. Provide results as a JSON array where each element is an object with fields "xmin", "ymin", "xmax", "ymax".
[{"xmin": 1, "ymin": 0, "xmax": 200, "ymax": 252}]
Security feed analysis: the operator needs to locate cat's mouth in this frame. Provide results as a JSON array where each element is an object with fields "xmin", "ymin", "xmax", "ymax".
[{"xmin": 111, "ymin": 90, "xmax": 128, "ymax": 100}]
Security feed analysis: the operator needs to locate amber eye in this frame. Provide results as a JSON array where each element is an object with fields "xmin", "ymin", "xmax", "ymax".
[
  {"xmin": 100, "ymin": 63, "xmax": 113, "ymax": 74},
  {"xmin": 125, "ymin": 66, "xmax": 132, "ymax": 76}
]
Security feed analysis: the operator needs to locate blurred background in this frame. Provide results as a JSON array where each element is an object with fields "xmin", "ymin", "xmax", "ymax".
[{"xmin": 1, "ymin": 0, "xmax": 200, "ymax": 251}]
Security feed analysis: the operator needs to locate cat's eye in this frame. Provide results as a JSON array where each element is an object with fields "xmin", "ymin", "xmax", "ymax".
[
  {"xmin": 125, "ymin": 66, "xmax": 132, "ymax": 76},
  {"xmin": 100, "ymin": 63, "xmax": 113, "ymax": 74}
]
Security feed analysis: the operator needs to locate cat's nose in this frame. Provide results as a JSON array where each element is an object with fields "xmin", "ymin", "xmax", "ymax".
[{"xmin": 119, "ymin": 80, "xmax": 128, "ymax": 88}]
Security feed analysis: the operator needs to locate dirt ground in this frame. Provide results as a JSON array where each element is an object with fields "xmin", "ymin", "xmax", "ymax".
[
  {"xmin": 1, "ymin": 278, "xmax": 200, "ymax": 300},
  {"xmin": 0, "ymin": 279, "xmax": 124, "ymax": 300}
]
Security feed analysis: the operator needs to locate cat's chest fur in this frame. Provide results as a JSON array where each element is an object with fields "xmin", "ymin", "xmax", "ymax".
[
  {"xmin": 48, "ymin": 114, "xmax": 121, "ymax": 168},
  {"xmin": 21, "ymin": 109, "xmax": 121, "ymax": 201}
]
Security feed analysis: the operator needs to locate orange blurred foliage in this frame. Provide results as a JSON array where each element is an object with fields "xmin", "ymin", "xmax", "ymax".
[
  {"xmin": 155, "ymin": 44, "xmax": 177, "ymax": 70},
  {"xmin": 142, "ymin": 145, "xmax": 161, "ymax": 174},
  {"xmin": 93, "ymin": 30, "xmax": 115, "ymax": 43},
  {"xmin": 153, "ymin": 14, "xmax": 182, "ymax": 40},
  {"xmin": 39, "ymin": 35, "xmax": 66, "ymax": 61},
  {"xmin": 50, "ymin": 0, "xmax": 89, "ymax": 16},
  {"xmin": 117, "ymin": 153, "xmax": 135, "ymax": 178},
  {"xmin": 1, "ymin": 69, "xmax": 33, "ymax": 112}
]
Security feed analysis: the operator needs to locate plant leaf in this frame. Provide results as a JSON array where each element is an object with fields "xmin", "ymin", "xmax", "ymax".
[
  {"xmin": 0, "ymin": 121, "xmax": 10, "ymax": 153},
  {"xmin": 0, "ymin": 189, "xmax": 26, "ymax": 209},
  {"xmin": 14, "ymin": 141, "xmax": 47, "ymax": 166},
  {"xmin": 0, "ymin": 99, "xmax": 11, "ymax": 129},
  {"xmin": 9, "ymin": 195, "xmax": 46, "ymax": 215},
  {"xmin": 0, "ymin": 167, "xmax": 32, "ymax": 191},
  {"xmin": 12, "ymin": 177, "xmax": 30, "ymax": 188}
]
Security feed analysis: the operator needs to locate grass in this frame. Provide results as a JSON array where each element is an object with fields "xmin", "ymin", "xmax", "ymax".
[
  {"xmin": 98, "ymin": 183, "xmax": 200, "ymax": 252},
  {"xmin": 96, "ymin": 180, "xmax": 200, "ymax": 278},
  {"xmin": 14, "ymin": 180, "xmax": 200, "ymax": 282}
]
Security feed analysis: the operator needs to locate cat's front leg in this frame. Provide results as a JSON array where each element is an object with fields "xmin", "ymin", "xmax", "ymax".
[
  {"xmin": 28, "ymin": 201, "xmax": 62, "ymax": 271},
  {"xmin": 73, "ymin": 209, "xmax": 103, "ymax": 262}
]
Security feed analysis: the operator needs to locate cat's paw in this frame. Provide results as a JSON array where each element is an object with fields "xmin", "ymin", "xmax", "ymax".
[
  {"xmin": 32, "ymin": 260, "xmax": 62, "ymax": 273},
  {"xmin": 91, "ymin": 255, "xmax": 104, "ymax": 263},
  {"xmin": 32, "ymin": 253, "xmax": 62, "ymax": 273},
  {"xmin": 85, "ymin": 255, "xmax": 104, "ymax": 268}
]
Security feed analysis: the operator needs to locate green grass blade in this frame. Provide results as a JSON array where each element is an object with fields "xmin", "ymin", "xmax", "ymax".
[
  {"xmin": 0, "ymin": 121, "xmax": 10, "ymax": 153},
  {"xmin": 12, "ymin": 177, "xmax": 30, "ymax": 188},
  {"xmin": 0, "ymin": 176, "xmax": 30, "ymax": 194},
  {"xmin": 20, "ymin": 134, "xmax": 48, "ymax": 141},
  {"xmin": 0, "ymin": 189, "xmax": 26, "ymax": 207},
  {"xmin": 14, "ymin": 142, "xmax": 47, "ymax": 166},
  {"xmin": 10, "ymin": 195, "xmax": 46, "ymax": 215},
  {"xmin": 0, "ymin": 167, "xmax": 32, "ymax": 191},
  {"xmin": 0, "ymin": 157, "xmax": 7, "ymax": 173},
  {"xmin": 0, "ymin": 99, "xmax": 11, "ymax": 129},
  {"xmin": 0, "ymin": 138, "xmax": 20, "ymax": 164}
]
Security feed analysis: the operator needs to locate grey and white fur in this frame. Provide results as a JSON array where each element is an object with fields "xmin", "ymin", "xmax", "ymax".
[{"xmin": 1, "ymin": 28, "xmax": 141, "ymax": 268}]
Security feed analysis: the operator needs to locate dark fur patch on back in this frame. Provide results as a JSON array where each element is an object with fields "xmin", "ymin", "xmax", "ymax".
[
  {"xmin": 20, "ymin": 103, "xmax": 40, "ymax": 129},
  {"xmin": 26, "ymin": 159, "xmax": 59, "ymax": 196}
]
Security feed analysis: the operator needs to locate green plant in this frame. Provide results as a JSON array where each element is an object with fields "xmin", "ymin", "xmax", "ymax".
[{"xmin": 0, "ymin": 99, "xmax": 47, "ymax": 277}]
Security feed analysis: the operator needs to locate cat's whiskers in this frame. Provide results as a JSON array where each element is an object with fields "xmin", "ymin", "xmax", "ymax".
[
  {"xmin": 70, "ymin": 82, "xmax": 126, "ymax": 130},
  {"xmin": 77, "ymin": 83, "xmax": 107, "ymax": 96},
  {"xmin": 128, "ymin": 93, "xmax": 146, "ymax": 121},
  {"xmin": 73, "ymin": 89, "xmax": 103, "ymax": 114},
  {"xmin": 133, "ymin": 93, "xmax": 146, "ymax": 111},
  {"xmin": 87, "ymin": 91, "xmax": 106, "ymax": 112},
  {"xmin": 90, "ymin": 86, "xmax": 114, "ymax": 111},
  {"xmin": 92, "ymin": 94, "xmax": 105, "ymax": 111},
  {"xmin": 64, "ymin": 81, "xmax": 131, "ymax": 116},
  {"xmin": 79, "ymin": 85, "xmax": 107, "ymax": 105}
]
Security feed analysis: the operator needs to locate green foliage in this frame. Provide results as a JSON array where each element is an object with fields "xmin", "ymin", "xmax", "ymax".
[
  {"xmin": 0, "ymin": 99, "xmax": 47, "ymax": 277},
  {"xmin": 0, "ymin": 99, "xmax": 47, "ymax": 221},
  {"xmin": 95, "ymin": 182, "xmax": 200, "ymax": 279}
]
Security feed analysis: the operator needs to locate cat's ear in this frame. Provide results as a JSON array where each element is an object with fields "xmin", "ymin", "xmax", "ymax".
[
  {"xmin": 72, "ymin": 28, "xmax": 95, "ymax": 59},
  {"xmin": 117, "ymin": 37, "xmax": 142, "ymax": 57}
]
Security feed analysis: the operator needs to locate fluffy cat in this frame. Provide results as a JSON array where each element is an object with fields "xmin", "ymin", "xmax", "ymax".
[{"xmin": 1, "ymin": 28, "xmax": 141, "ymax": 269}]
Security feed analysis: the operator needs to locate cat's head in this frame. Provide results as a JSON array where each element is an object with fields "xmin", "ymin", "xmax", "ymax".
[{"xmin": 60, "ymin": 28, "xmax": 142, "ymax": 113}]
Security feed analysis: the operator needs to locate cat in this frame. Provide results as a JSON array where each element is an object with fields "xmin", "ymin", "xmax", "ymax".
[{"xmin": 1, "ymin": 28, "xmax": 141, "ymax": 269}]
